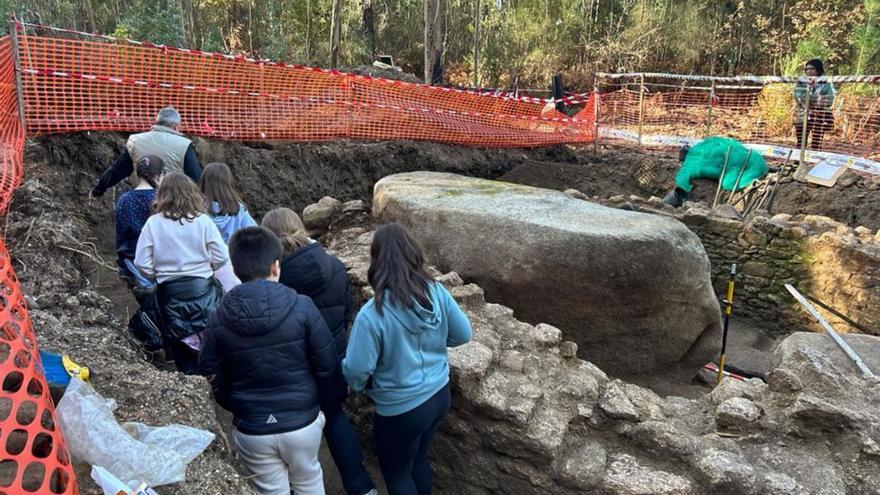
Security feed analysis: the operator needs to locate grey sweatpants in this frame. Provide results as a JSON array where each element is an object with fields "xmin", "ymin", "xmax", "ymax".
[{"xmin": 232, "ymin": 412, "xmax": 326, "ymax": 495}]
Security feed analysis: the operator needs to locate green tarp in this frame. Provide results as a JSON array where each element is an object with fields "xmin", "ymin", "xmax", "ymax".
[{"xmin": 675, "ymin": 137, "xmax": 768, "ymax": 192}]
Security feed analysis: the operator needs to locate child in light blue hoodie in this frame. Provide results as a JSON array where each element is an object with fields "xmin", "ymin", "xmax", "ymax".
[
  {"xmin": 199, "ymin": 162, "xmax": 257, "ymax": 243},
  {"xmin": 343, "ymin": 223, "xmax": 472, "ymax": 495},
  {"xmin": 199, "ymin": 162, "xmax": 257, "ymax": 292}
]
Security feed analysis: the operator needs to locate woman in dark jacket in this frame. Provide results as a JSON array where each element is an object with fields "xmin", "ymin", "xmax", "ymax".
[
  {"xmin": 262, "ymin": 208, "xmax": 351, "ymax": 357},
  {"xmin": 262, "ymin": 207, "xmax": 375, "ymax": 495}
]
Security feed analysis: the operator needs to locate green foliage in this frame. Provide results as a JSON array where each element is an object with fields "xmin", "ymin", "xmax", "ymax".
[
  {"xmin": 848, "ymin": 0, "xmax": 880, "ymax": 74},
  {"xmin": 755, "ymin": 84, "xmax": 796, "ymax": 136},
  {"xmin": 1, "ymin": 0, "xmax": 875, "ymax": 89},
  {"xmin": 783, "ymin": 29, "xmax": 832, "ymax": 76}
]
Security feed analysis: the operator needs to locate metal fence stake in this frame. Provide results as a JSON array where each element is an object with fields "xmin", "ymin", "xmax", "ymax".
[{"xmin": 637, "ymin": 74, "xmax": 645, "ymax": 146}]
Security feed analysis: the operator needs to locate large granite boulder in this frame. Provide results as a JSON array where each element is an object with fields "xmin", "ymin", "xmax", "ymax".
[{"xmin": 373, "ymin": 172, "xmax": 722, "ymax": 379}]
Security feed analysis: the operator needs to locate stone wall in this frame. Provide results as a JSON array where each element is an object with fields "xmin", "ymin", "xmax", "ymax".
[
  {"xmin": 326, "ymin": 220, "xmax": 880, "ymax": 495},
  {"xmin": 591, "ymin": 194, "xmax": 880, "ymax": 336}
]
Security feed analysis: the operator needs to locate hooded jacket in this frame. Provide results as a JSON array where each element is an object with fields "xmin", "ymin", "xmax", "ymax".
[
  {"xmin": 199, "ymin": 280, "xmax": 345, "ymax": 435},
  {"xmin": 342, "ymin": 281, "xmax": 472, "ymax": 416},
  {"xmin": 279, "ymin": 242, "xmax": 352, "ymax": 360},
  {"xmin": 209, "ymin": 201, "xmax": 257, "ymax": 243}
]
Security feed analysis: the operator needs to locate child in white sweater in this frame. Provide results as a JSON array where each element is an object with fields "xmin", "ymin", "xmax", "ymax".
[{"xmin": 135, "ymin": 173, "xmax": 228, "ymax": 373}]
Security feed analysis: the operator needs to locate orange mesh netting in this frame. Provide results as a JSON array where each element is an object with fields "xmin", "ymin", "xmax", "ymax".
[
  {"xmin": 15, "ymin": 26, "xmax": 594, "ymax": 147},
  {"xmin": 0, "ymin": 235, "xmax": 77, "ymax": 494},
  {"xmin": 595, "ymin": 73, "xmax": 880, "ymax": 175},
  {"xmin": 0, "ymin": 36, "xmax": 24, "ymax": 213}
]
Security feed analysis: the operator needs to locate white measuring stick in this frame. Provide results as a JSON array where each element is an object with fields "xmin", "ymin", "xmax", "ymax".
[{"xmin": 784, "ymin": 284, "xmax": 875, "ymax": 378}]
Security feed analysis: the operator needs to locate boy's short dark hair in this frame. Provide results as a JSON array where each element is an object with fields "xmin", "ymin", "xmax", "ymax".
[{"xmin": 229, "ymin": 226, "xmax": 283, "ymax": 282}]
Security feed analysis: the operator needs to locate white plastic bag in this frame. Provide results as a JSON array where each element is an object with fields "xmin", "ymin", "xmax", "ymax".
[{"xmin": 57, "ymin": 378, "xmax": 214, "ymax": 487}]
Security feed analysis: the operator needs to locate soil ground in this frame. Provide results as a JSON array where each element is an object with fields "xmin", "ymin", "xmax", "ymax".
[
  {"xmin": 13, "ymin": 132, "xmax": 572, "ymax": 493},
  {"xmin": 9, "ymin": 132, "xmax": 877, "ymax": 492}
]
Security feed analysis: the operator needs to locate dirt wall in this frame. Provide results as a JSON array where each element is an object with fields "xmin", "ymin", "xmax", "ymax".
[{"xmin": 500, "ymin": 144, "xmax": 880, "ymax": 232}]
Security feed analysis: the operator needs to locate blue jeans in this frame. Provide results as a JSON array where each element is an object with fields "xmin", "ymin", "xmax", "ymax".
[
  {"xmin": 373, "ymin": 383, "xmax": 451, "ymax": 495},
  {"xmin": 324, "ymin": 401, "xmax": 375, "ymax": 495}
]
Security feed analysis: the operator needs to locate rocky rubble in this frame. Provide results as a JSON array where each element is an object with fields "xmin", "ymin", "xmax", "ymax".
[{"xmin": 327, "ymin": 219, "xmax": 880, "ymax": 495}]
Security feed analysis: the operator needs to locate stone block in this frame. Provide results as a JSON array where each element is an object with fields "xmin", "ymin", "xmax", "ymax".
[
  {"xmin": 449, "ymin": 341, "xmax": 494, "ymax": 387},
  {"xmin": 373, "ymin": 172, "xmax": 723, "ymax": 380},
  {"xmin": 437, "ymin": 271, "xmax": 464, "ymax": 288},
  {"xmin": 302, "ymin": 196, "xmax": 342, "ymax": 229},
  {"xmin": 554, "ymin": 440, "xmax": 607, "ymax": 490},
  {"xmin": 599, "ymin": 381, "xmax": 640, "ymax": 422},
  {"xmin": 715, "ymin": 397, "xmax": 762, "ymax": 430},
  {"xmin": 533, "ymin": 323, "xmax": 563, "ymax": 347},
  {"xmin": 602, "ymin": 454, "xmax": 695, "ymax": 495}
]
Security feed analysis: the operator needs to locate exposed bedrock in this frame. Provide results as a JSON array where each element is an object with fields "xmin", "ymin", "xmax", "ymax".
[{"xmin": 372, "ymin": 172, "xmax": 722, "ymax": 380}]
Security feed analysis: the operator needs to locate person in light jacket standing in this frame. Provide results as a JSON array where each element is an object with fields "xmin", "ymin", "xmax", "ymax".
[
  {"xmin": 343, "ymin": 223, "xmax": 473, "ymax": 495},
  {"xmin": 91, "ymin": 106, "xmax": 202, "ymax": 198},
  {"xmin": 793, "ymin": 58, "xmax": 836, "ymax": 150}
]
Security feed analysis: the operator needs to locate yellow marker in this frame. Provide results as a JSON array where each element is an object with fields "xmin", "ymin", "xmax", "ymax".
[
  {"xmin": 62, "ymin": 354, "xmax": 90, "ymax": 381},
  {"xmin": 716, "ymin": 263, "xmax": 737, "ymax": 385}
]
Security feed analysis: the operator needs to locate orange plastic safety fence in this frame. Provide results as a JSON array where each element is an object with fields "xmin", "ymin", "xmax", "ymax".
[
  {"xmin": 16, "ymin": 33, "xmax": 594, "ymax": 147},
  {"xmin": 0, "ymin": 36, "xmax": 78, "ymax": 495},
  {"xmin": 0, "ymin": 36, "xmax": 24, "ymax": 214},
  {"xmin": 597, "ymin": 77, "xmax": 880, "ymax": 163},
  {"xmin": 0, "ymin": 236, "xmax": 78, "ymax": 495}
]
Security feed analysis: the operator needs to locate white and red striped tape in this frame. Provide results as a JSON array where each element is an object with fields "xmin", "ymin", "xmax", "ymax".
[{"xmin": 597, "ymin": 72, "xmax": 880, "ymax": 84}]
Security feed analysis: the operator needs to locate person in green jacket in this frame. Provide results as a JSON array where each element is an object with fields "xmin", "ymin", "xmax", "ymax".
[
  {"xmin": 793, "ymin": 58, "xmax": 835, "ymax": 150},
  {"xmin": 662, "ymin": 137, "xmax": 768, "ymax": 207}
]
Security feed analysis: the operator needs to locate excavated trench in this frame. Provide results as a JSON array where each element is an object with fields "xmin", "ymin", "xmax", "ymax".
[{"xmin": 9, "ymin": 132, "xmax": 880, "ymax": 492}]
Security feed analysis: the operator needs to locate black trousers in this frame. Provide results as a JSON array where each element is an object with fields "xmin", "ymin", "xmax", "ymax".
[
  {"xmin": 794, "ymin": 110, "xmax": 833, "ymax": 150},
  {"xmin": 373, "ymin": 384, "xmax": 451, "ymax": 495}
]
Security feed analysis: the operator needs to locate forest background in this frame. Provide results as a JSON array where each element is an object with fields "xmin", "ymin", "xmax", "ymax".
[{"xmin": 2, "ymin": 0, "xmax": 878, "ymax": 92}]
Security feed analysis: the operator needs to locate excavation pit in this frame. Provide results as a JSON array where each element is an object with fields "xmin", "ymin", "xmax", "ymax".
[{"xmin": 10, "ymin": 133, "xmax": 880, "ymax": 493}]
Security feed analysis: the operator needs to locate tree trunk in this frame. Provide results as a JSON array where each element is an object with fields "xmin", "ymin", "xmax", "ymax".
[
  {"xmin": 306, "ymin": 0, "xmax": 312, "ymax": 62},
  {"xmin": 227, "ymin": 1, "xmax": 248, "ymax": 52},
  {"xmin": 179, "ymin": 0, "xmax": 199, "ymax": 49},
  {"xmin": 330, "ymin": 0, "xmax": 342, "ymax": 68},
  {"xmin": 84, "ymin": 0, "xmax": 97, "ymax": 32},
  {"xmin": 473, "ymin": 0, "xmax": 480, "ymax": 88},
  {"xmin": 424, "ymin": 0, "xmax": 445, "ymax": 84},
  {"xmin": 363, "ymin": 0, "xmax": 376, "ymax": 61}
]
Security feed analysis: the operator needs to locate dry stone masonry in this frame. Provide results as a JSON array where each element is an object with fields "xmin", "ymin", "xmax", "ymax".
[
  {"xmin": 591, "ymin": 193, "xmax": 880, "ymax": 338},
  {"xmin": 327, "ymin": 223, "xmax": 880, "ymax": 495}
]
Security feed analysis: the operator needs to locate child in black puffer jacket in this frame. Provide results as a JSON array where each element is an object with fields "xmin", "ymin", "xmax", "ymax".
[
  {"xmin": 262, "ymin": 207, "xmax": 377, "ymax": 495},
  {"xmin": 199, "ymin": 227, "xmax": 345, "ymax": 495}
]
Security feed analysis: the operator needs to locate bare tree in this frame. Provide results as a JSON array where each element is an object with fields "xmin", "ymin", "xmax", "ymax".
[
  {"xmin": 330, "ymin": 0, "xmax": 342, "ymax": 68},
  {"xmin": 473, "ymin": 0, "xmax": 480, "ymax": 87},
  {"xmin": 424, "ymin": 0, "xmax": 446, "ymax": 84},
  {"xmin": 363, "ymin": 0, "xmax": 376, "ymax": 61}
]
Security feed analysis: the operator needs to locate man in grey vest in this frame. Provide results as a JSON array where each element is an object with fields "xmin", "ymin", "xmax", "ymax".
[{"xmin": 90, "ymin": 107, "xmax": 202, "ymax": 198}]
